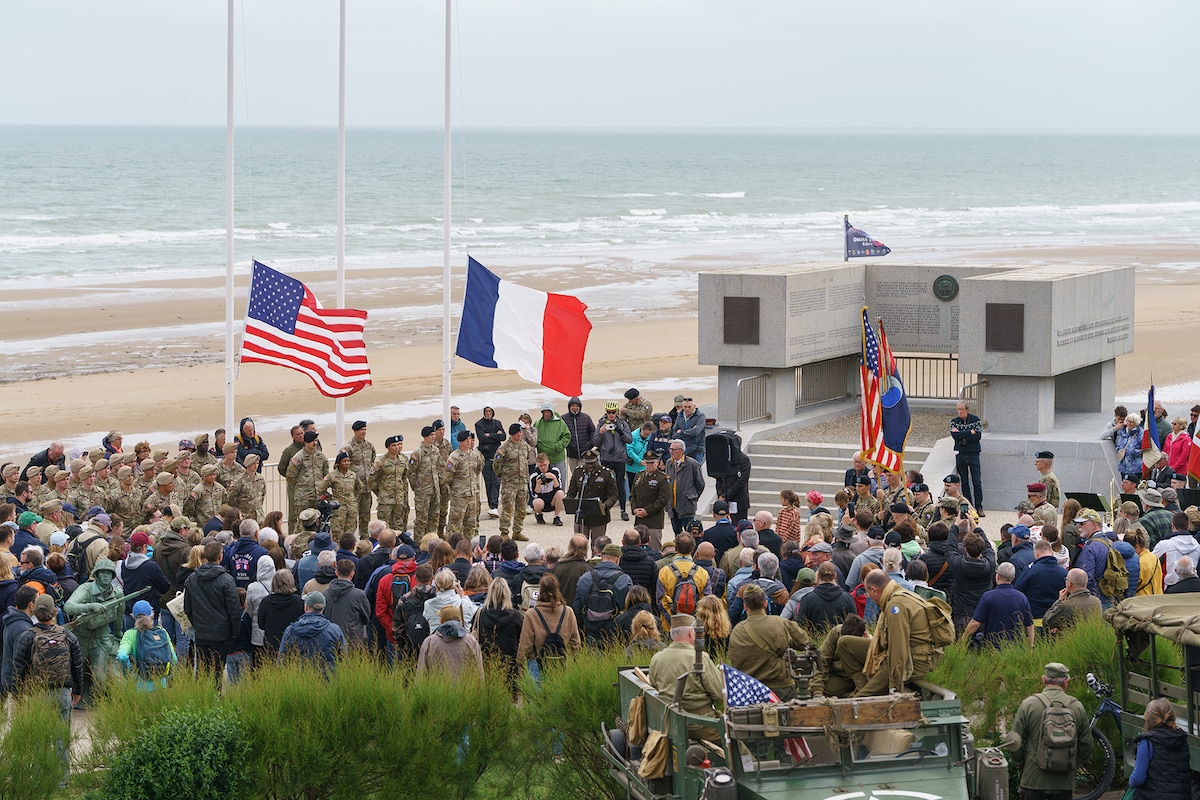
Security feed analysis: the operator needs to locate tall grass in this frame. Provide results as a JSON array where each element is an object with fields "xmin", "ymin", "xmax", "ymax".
[{"xmin": 0, "ymin": 693, "xmax": 70, "ymax": 800}]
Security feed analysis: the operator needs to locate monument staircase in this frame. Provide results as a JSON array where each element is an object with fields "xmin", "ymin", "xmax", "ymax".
[{"xmin": 745, "ymin": 440, "xmax": 933, "ymax": 512}]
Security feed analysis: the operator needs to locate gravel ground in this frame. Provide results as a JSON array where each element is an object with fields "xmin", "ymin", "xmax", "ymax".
[{"xmin": 767, "ymin": 410, "xmax": 954, "ymax": 448}]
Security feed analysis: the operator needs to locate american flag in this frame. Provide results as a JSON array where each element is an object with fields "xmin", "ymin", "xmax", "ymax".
[
  {"xmin": 722, "ymin": 665, "xmax": 813, "ymax": 762},
  {"xmin": 241, "ymin": 261, "xmax": 372, "ymax": 398},
  {"xmin": 860, "ymin": 308, "xmax": 894, "ymax": 471}
]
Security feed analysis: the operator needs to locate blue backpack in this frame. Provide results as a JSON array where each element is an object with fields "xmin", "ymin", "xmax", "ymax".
[{"xmin": 135, "ymin": 626, "xmax": 173, "ymax": 677}]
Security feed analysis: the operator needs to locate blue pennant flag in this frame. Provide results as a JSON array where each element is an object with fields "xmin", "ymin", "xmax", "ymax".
[{"xmin": 845, "ymin": 217, "xmax": 891, "ymax": 258}]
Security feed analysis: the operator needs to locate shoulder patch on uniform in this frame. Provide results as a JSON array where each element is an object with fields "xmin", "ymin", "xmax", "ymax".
[{"xmin": 891, "ymin": 605, "xmax": 900, "ymax": 615}]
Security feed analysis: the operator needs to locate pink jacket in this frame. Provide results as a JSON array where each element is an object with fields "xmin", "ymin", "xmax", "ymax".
[{"xmin": 1166, "ymin": 431, "xmax": 1191, "ymax": 474}]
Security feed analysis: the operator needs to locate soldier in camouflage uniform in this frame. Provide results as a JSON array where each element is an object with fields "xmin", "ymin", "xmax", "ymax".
[
  {"xmin": 371, "ymin": 434, "xmax": 410, "ymax": 533},
  {"xmin": 277, "ymin": 426, "xmax": 305, "ymax": 536},
  {"xmin": 227, "ymin": 453, "xmax": 266, "ymax": 523},
  {"xmin": 26, "ymin": 467, "xmax": 49, "ymax": 509},
  {"xmin": 144, "ymin": 472, "xmax": 187, "ymax": 518},
  {"xmin": 94, "ymin": 458, "xmax": 120, "ymax": 498},
  {"xmin": 135, "ymin": 459, "xmax": 157, "ymax": 498},
  {"xmin": 432, "ymin": 420, "xmax": 451, "ymax": 536},
  {"xmin": 191, "ymin": 433, "xmax": 218, "ymax": 472},
  {"xmin": 106, "ymin": 466, "xmax": 144, "ymax": 531},
  {"xmin": 318, "ymin": 451, "xmax": 362, "ymax": 537},
  {"xmin": 494, "ymin": 423, "xmax": 533, "ymax": 541},
  {"xmin": 287, "ymin": 431, "xmax": 330, "ymax": 524},
  {"xmin": 70, "ymin": 465, "xmax": 106, "ymax": 513},
  {"xmin": 187, "ymin": 464, "xmax": 228, "ymax": 524},
  {"xmin": 215, "ymin": 443, "xmax": 245, "ymax": 489},
  {"xmin": 47, "ymin": 469, "xmax": 74, "ymax": 524},
  {"xmin": 409, "ymin": 426, "xmax": 442, "ymax": 539},
  {"xmin": 0, "ymin": 464, "xmax": 19, "ymax": 498},
  {"xmin": 445, "ymin": 430, "xmax": 484, "ymax": 539},
  {"xmin": 620, "ymin": 387, "xmax": 655, "ymax": 431},
  {"xmin": 344, "ymin": 420, "xmax": 377, "ymax": 530},
  {"xmin": 876, "ymin": 470, "xmax": 913, "ymax": 529},
  {"xmin": 173, "ymin": 448, "xmax": 201, "ymax": 495},
  {"xmin": 850, "ymin": 475, "xmax": 880, "ymax": 520}
]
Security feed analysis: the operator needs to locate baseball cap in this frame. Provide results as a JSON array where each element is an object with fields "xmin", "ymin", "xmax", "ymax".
[
  {"xmin": 16, "ymin": 511, "xmax": 42, "ymax": 527},
  {"xmin": 129, "ymin": 532, "xmax": 151, "ymax": 547},
  {"xmin": 1074, "ymin": 508, "xmax": 1103, "ymax": 525},
  {"xmin": 1009, "ymin": 524, "xmax": 1031, "ymax": 540},
  {"xmin": 712, "ymin": 500, "xmax": 730, "ymax": 514},
  {"xmin": 132, "ymin": 600, "xmax": 154, "ymax": 617},
  {"xmin": 884, "ymin": 531, "xmax": 902, "ymax": 547},
  {"xmin": 795, "ymin": 568, "xmax": 816, "ymax": 586},
  {"xmin": 304, "ymin": 591, "xmax": 326, "ymax": 609}
]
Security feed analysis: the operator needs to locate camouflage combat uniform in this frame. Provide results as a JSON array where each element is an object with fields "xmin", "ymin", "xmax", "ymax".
[
  {"xmin": 408, "ymin": 443, "xmax": 442, "ymax": 539},
  {"xmin": 287, "ymin": 448, "xmax": 330, "ymax": 520},
  {"xmin": 344, "ymin": 436, "xmax": 377, "ymax": 531},
  {"xmin": 445, "ymin": 447, "xmax": 484, "ymax": 539},
  {"xmin": 371, "ymin": 452, "xmax": 411, "ymax": 532},
  {"xmin": 318, "ymin": 468, "xmax": 362, "ymax": 537},
  {"xmin": 435, "ymin": 438, "xmax": 451, "ymax": 536},
  {"xmin": 215, "ymin": 459, "xmax": 245, "ymax": 490},
  {"xmin": 227, "ymin": 471, "xmax": 266, "ymax": 523},
  {"xmin": 494, "ymin": 438, "xmax": 533, "ymax": 539},
  {"xmin": 187, "ymin": 480, "xmax": 228, "ymax": 525}
]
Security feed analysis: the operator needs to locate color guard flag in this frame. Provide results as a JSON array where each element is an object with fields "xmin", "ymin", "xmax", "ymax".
[
  {"xmin": 860, "ymin": 308, "xmax": 912, "ymax": 473},
  {"xmin": 845, "ymin": 217, "xmax": 891, "ymax": 258},
  {"xmin": 1145, "ymin": 384, "xmax": 1161, "ymax": 450},
  {"xmin": 241, "ymin": 260, "xmax": 371, "ymax": 398},
  {"xmin": 1188, "ymin": 406, "xmax": 1200, "ymax": 482},
  {"xmin": 455, "ymin": 256, "xmax": 592, "ymax": 397},
  {"xmin": 722, "ymin": 665, "xmax": 813, "ymax": 762}
]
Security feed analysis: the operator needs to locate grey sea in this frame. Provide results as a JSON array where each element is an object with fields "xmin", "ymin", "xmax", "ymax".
[{"xmin": 1, "ymin": 127, "xmax": 1199, "ymax": 283}]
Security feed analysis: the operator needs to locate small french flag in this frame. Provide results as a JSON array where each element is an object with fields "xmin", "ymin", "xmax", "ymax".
[{"xmin": 455, "ymin": 256, "xmax": 592, "ymax": 397}]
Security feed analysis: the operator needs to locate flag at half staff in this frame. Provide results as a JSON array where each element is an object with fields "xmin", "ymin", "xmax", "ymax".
[
  {"xmin": 455, "ymin": 256, "xmax": 592, "ymax": 397},
  {"xmin": 845, "ymin": 216, "xmax": 891, "ymax": 259},
  {"xmin": 241, "ymin": 260, "xmax": 371, "ymax": 398},
  {"xmin": 860, "ymin": 308, "xmax": 911, "ymax": 473}
]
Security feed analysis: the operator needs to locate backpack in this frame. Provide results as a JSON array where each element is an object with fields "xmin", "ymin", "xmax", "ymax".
[
  {"xmin": 584, "ymin": 571, "xmax": 618, "ymax": 637},
  {"xmin": 1094, "ymin": 538, "xmax": 1129, "ymax": 600},
  {"xmin": 67, "ymin": 533, "xmax": 102, "ymax": 582},
  {"xmin": 135, "ymin": 626, "xmax": 173, "ymax": 677},
  {"xmin": 922, "ymin": 592, "xmax": 956, "ymax": 647},
  {"xmin": 20, "ymin": 576, "xmax": 67, "ymax": 625},
  {"xmin": 1035, "ymin": 693, "xmax": 1079, "ymax": 773},
  {"xmin": 533, "ymin": 607, "xmax": 568, "ymax": 663},
  {"xmin": 520, "ymin": 582, "xmax": 541, "ymax": 611},
  {"xmin": 29, "ymin": 626, "xmax": 72, "ymax": 688},
  {"xmin": 398, "ymin": 586, "xmax": 435, "ymax": 654},
  {"xmin": 389, "ymin": 570, "xmax": 415, "ymax": 638},
  {"xmin": 668, "ymin": 562, "xmax": 699, "ymax": 616}
]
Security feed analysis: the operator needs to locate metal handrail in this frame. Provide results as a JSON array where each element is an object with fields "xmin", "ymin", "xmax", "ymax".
[
  {"xmin": 736, "ymin": 372, "xmax": 772, "ymax": 430},
  {"xmin": 959, "ymin": 378, "xmax": 990, "ymax": 429}
]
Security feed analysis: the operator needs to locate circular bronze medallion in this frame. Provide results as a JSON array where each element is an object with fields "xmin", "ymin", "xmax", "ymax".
[{"xmin": 932, "ymin": 274, "xmax": 959, "ymax": 302}]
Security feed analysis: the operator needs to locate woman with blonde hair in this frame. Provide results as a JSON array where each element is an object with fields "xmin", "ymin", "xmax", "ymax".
[
  {"xmin": 695, "ymin": 594, "xmax": 731, "ymax": 659},
  {"xmin": 1127, "ymin": 527, "xmax": 1163, "ymax": 595},
  {"xmin": 475, "ymin": 577, "xmax": 524, "ymax": 692},
  {"xmin": 625, "ymin": 610, "xmax": 663, "ymax": 657},
  {"xmin": 1128, "ymin": 697, "xmax": 1190, "ymax": 800}
]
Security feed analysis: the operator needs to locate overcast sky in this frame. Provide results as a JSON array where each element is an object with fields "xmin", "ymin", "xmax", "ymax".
[{"xmin": 4, "ymin": 1, "xmax": 1198, "ymax": 131}]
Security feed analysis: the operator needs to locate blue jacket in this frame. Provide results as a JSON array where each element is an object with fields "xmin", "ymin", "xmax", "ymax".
[
  {"xmin": 1013, "ymin": 553, "xmax": 1067, "ymax": 618},
  {"xmin": 703, "ymin": 520, "xmax": 739, "ymax": 566},
  {"xmin": 223, "ymin": 537, "xmax": 269, "ymax": 589},
  {"xmin": 449, "ymin": 419, "xmax": 467, "ymax": 451},
  {"xmin": 672, "ymin": 410, "xmax": 707, "ymax": 460},
  {"xmin": 278, "ymin": 611, "xmax": 346, "ymax": 673},
  {"xmin": 1116, "ymin": 425, "xmax": 1144, "ymax": 476},
  {"xmin": 1077, "ymin": 534, "xmax": 1117, "ymax": 605},
  {"xmin": 1, "ymin": 606, "xmax": 34, "ymax": 693},
  {"xmin": 1007, "ymin": 540, "xmax": 1036, "ymax": 573}
]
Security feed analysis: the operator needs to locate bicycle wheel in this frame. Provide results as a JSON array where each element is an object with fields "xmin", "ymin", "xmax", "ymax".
[{"xmin": 1074, "ymin": 726, "xmax": 1116, "ymax": 800}]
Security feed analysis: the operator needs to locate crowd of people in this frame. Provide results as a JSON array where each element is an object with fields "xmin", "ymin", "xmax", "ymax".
[{"xmin": 4, "ymin": 391, "xmax": 1199, "ymax": 782}]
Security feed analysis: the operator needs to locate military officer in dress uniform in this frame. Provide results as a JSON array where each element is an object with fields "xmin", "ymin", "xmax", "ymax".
[
  {"xmin": 566, "ymin": 448, "xmax": 618, "ymax": 545},
  {"xmin": 371, "ymin": 435, "xmax": 410, "ymax": 533},
  {"xmin": 629, "ymin": 450, "xmax": 671, "ymax": 552}
]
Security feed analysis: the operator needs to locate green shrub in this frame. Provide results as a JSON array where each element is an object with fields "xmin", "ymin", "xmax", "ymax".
[
  {"xmin": 89, "ymin": 704, "xmax": 249, "ymax": 800},
  {"xmin": 0, "ymin": 693, "xmax": 70, "ymax": 800}
]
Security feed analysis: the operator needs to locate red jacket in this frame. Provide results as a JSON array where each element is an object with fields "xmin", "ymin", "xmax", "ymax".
[
  {"xmin": 375, "ymin": 558, "xmax": 418, "ymax": 643},
  {"xmin": 1166, "ymin": 431, "xmax": 1191, "ymax": 475}
]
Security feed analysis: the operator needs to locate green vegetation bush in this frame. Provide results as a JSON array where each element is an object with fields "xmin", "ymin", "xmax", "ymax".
[
  {"xmin": 89, "ymin": 704, "xmax": 249, "ymax": 800},
  {"xmin": 0, "ymin": 693, "xmax": 70, "ymax": 800}
]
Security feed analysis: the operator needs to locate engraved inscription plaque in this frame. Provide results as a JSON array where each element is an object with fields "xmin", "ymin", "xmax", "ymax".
[
  {"xmin": 986, "ymin": 303, "xmax": 1024, "ymax": 353},
  {"xmin": 724, "ymin": 296, "xmax": 760, "ymax": 345}
]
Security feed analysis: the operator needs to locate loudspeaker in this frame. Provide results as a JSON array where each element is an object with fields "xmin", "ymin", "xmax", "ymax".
[{"xmin": 705, "ymin": 430, "xmax": 739, "ymax": 478}]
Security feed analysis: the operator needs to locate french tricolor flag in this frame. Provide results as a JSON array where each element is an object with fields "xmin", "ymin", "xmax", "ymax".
[{"xmin": 455, "ymin": 257, "xmax": 592, "ymax": 396}]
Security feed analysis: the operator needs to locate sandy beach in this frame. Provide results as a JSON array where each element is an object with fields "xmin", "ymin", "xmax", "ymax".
[{"xmin": 1, "ymin": 240, "xmax": 1198, "ymax": 466}]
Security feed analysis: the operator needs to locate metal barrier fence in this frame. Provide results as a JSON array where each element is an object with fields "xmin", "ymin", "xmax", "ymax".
[
  {"xmin": 893, "ymin": 353, "xmax": 977, "ymax": 400},
  {"xmin": 736, "ymin": 372, "xmax": 772, "ymax": 429},
  {"xmin": 795, "ymin": 357, "xmax": 854, "ymax": 409}
]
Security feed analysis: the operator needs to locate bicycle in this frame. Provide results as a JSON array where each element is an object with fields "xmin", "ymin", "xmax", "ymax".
[{"xmin": 1074, "ymin": 672, "xmax": 1122, "ymax": 800}]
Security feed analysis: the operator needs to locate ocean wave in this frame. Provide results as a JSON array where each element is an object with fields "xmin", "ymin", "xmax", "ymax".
[
  {"xmin": 627, "ymin": 209, "xmax": 666, "ymax": 216},
  {"xmin": 700, "ymin": 191, "xmax": 745, "ymax": 198}
]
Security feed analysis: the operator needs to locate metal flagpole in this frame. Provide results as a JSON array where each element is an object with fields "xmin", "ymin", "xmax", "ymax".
[
  {"xmin": 224, "ymin": 0, "xmax": 236, "ymax": 440},
  {"xmin": 335, "ymin": 0, "xmax": 347, "ymax": 451},
  {"xmin": 843, "ymin": 214, "xmax": 849, "ymax": 262},
  {"xmin": 442, "ymin": 0, "xmax": 453, "ymax": 424}
]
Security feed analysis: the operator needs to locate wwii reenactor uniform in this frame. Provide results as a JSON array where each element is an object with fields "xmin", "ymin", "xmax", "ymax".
[
  {"xmin": 227, "ymin": 455, "xmax": 266, "ymax": 523},
  {"xmin": 409, "ymin": 427, "xmax": 443, "ymax": 539},
  {"xmin": 1010, "ymin": 662, "xmax": 1092, "ymax": 796},
  {"xmin": 371, "ymin": 435, "xmax": 410, "ymax": 532},
  {"xmin": 187, "ymin": 465, "xmax": 228, "ymax": 525},
  {"xmin": 445, "ymin": 431, "xmax": 485, "ymax": 539},
  {"xmin": 856, "ymin": 580, "xmax": 943, "ymax": 696},
  {"xmin": 318, "ymin": 454, "xmax": 363, "ymax": 537},
  {"xmin": 494, "ymin": 425, "xmax": 534, "ymax": 541},
  {"xmin": 566, "ymin": 448, "xmax": 618, "ymax": 545},
  {"xmin": 344, "ymin": 421, "xmax": 377, "ymax": 530},
  {"xmin": 727, "ymin": 583, "xmax": 810, "ymax": 701},
  {"xmin": 287, "ymin": 433, "xmax": 330, "ymax": 522}
]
